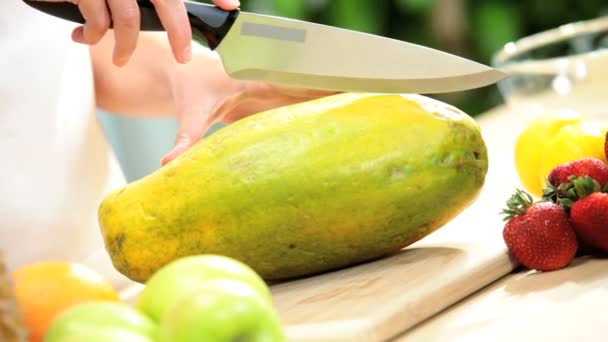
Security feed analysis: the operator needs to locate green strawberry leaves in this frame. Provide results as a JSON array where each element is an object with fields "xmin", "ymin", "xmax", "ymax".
[
  {"xmin": 543, "ymin": 175, "xmax": 607, "ymax": 211},
  {"xmin": 501, "ymin": 188, "xmax": 535, "ymax": 221}
]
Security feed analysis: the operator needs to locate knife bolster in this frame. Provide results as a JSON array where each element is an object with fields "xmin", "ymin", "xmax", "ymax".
[{"xmin": 186, "ymin": 3, "xmax": 240, "ymax": 50}]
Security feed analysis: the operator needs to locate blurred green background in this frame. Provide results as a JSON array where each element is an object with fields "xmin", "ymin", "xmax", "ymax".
[
  {"xmin": 234, "ymin": 0, "xmax": 608, "ymax": 115},
  {"xmin": 99, "ymin": 0, "xmax": 608, "ymax": 181}
]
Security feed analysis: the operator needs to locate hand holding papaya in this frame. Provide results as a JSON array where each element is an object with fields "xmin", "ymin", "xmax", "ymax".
[{"xmin": 160, "ymin": 78, "xmax": 338, "ymax": 166}]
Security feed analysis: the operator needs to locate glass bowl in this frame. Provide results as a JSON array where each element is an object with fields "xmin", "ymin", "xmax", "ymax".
[{"xmin": 492, "ymin": 16, "xmax": 608, "ymax": 122}]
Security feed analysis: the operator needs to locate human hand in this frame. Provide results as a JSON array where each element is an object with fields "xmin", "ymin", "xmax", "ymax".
[
  {"xmin": 160, "ymin": 55, "xmax": 338, "ymax": 166},
  {"xmin": 35, "ymin": 0, "xmax": 239, "ymax": 66}
]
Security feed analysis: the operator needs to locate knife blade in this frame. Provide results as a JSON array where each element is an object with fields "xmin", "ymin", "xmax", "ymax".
[{"xmin": 22, "ymin": 0, "xmax": 509, "ymax": 94}]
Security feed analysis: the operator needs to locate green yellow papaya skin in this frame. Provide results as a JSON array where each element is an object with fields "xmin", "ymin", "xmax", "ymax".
[{"xmin": 98, "ymin": 93, "xmax": 488, "ymax": 282}]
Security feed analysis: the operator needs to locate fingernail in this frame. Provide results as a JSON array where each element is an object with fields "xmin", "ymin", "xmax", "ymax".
[
  {"xmin": 160, "ymin": 147, "xmax": 179, "ymax": 166},
  {"xmin": 160, "ymin": 149, "xmax": 175, "ymax": 164},
  {"xmin": 71, "ymin": 27, "xmax": 85, "ymax": 44},
  {"xmin": 114, "ymin": 57, "xmax": 129, "ymax": 67},
  {"xmin": 160, "ymin": 155, "xmax": 169, "ymax": 166},
  {"xmin": 113, "ymin": 52, "xmax": 130, "ymax": 67},
  {"xmin": 183, "ymin": 44, "xmax": 192, "ymax": 64},
  {"xmin": 160, "ymin": 138, "xmax": 189, "ymax": 166},
  {"xmin": 232, "ymin": 0, "xmax": 240, "ymax": 7}
]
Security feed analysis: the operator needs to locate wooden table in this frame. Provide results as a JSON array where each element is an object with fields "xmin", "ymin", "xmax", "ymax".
[{"xmin": 395, "ymin": 256, "xmax": 608, "ymax": 341}]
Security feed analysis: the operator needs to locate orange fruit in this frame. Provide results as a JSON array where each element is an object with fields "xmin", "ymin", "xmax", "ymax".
[{"xmin": 12, "ymin": 260, "xmax": 119, "ymax": 342}]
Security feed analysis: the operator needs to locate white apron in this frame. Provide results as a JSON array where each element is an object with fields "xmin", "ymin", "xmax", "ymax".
[{"xmin": 0, "ymin": 0, "xmax": 136, "ymax": 293}]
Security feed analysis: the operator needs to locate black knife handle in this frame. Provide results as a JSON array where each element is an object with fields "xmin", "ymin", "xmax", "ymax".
[
  {"xmin": 185, "ymin": 1, "xmax": 239, "ymax": 49},
  {"xmin": 21, "ymin": 0, "xmax": 239, "ymax": 49}
]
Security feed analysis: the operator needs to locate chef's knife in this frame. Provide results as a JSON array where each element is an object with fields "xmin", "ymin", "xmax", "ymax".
[{"xmin": 22, "ymin": 0, "xmax": 509, "ymax": 94}]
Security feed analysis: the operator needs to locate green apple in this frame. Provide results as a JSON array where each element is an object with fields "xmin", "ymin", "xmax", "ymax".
[
  {"xmin": 158, "ymin": 279, "xmax": 285, "ymax": 342},
  {"xmin": 44, "ymin": 301, "xmax": 158, "ymax": 342},
  {"xmin": 136, "ymin": 254, "xmax": 271, "ymax": 322}
]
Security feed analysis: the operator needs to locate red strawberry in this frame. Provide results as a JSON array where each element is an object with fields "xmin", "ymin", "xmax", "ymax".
[
  {"xmin": 547, "ymin": 163, "xmax": 573, "ymax": 188},
  {"xmin": 570, "ymin": 191, "xmax": 608, "ymax": 252},
  {"xmin": 501, "ymin": 189, "xmax": 578, "ymax": 271},
  {"xmin": 547, "ymin": 157, "xmax": 608, "ymax": 189}
]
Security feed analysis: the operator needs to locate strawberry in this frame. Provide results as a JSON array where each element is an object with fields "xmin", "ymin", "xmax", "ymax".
[
  {"xmin": 547, "ymin": 157, "xmax": 608, "ymax": 189},
  {"xmin": 547, "ymin": 163, "xmax": 573, "ymax": 188},
  {"xmin": 570, "ymin": 189, "xmax": 608, "ymax": 252},
  {"xmin": 501, "ymin": 189, "xmax": 578, "ymax": 271},
  {"xmin": 543, "ymin": 158, "xmax": 608, "ymax": 207}
]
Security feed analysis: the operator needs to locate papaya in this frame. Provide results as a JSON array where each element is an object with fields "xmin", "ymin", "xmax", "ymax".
[{"xmin": 98, "ymin": 93, "xmax": 488, "ymax": 283}]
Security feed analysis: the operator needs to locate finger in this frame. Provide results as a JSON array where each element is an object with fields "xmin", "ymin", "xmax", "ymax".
[
  {"xmin": 150, "ymin": 0, "xmax": 192, "ymax": 64},
  {"xmin": 160, "ymin": 78, "xmax": 214, "ymax": 166},
  {"xmin": 220, "ymin": 85, "xmax": 338, "ymax": 124},
  {"xmin": 69, "ymin": 0, "xmax": 111, "ymax": 44},
  {"xmin": 160, "ymin": 135, "xmax": 190, "ymax": 167},
  {"xmin": 107, "ymin": 0, "xmax": 140, "ymax": 66},
  {"xmin": 212, "ymin": 0, "xmax": 240, "ymax": 10},
  {"xmin": 160, "ymin": 110, "xmax": 212, "ymax": 166}
]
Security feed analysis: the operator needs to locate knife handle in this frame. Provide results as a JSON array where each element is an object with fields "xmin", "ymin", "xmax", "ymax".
[
  {"xmin": 185, "ymin": 1, "xmax": 239, "ymax": 49},
  {"xmin": 21, "ymin": 0, "xmax": 239, "ymax": 49}
]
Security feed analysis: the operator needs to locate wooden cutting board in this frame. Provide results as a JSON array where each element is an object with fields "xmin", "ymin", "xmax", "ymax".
[{"xmin": 270, "ymin": 107, "xmax": 527, "ymax": 341}]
